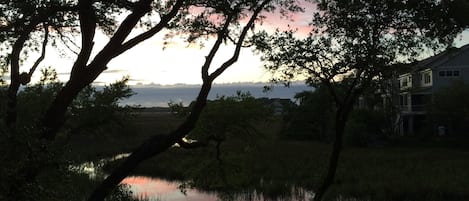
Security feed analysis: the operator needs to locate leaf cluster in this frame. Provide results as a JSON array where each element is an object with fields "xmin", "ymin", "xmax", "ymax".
[
  {"xmin": 186, "ymin": 91, "xmax": 272, "ymax": 143},
  {"xmin": 67, "ymin": 76, "xmax": 135, "ymax": 137},
  {"xmin": 166, "ymin": 0, "xmax": 303, "ymax": 46}
]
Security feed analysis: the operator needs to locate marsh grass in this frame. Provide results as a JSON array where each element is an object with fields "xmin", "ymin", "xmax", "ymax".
[{"xmin": 86, "ymin": 109, "xmax": 469, "ymax": 201}]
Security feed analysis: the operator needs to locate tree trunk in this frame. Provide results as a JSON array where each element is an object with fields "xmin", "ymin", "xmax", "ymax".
[
  {"xmin": 313, "ymin": 102, "xmax": 354, "ymax": 201},
  {"xmin": 6, "ymin": 82, "xmax": 20, "ymax": 128},
  {"xmin": 42, "ymin": 80, "xmax": 88, "ymax": 139}
]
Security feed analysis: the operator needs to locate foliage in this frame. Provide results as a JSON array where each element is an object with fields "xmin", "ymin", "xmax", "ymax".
[
  {"xmin": 283, "ymin": 84, "xmax": 388, "ymax": 146},
  {"xmin": 344, "ymin": 109, "xmax": 387, "ymax": 147},
  {"xmin": 67, "ymin": 76, "xmax": 135, "ymax": 138},
  {"xmin": 189, "ymin": 91, "xmax": 271, "ymax": 145},
  {"xmin": 282, "ymin": 87, "xmax": 334, "ymax": 141},
  {"xmin": 2, "ymin": 0, "xmax": 303, "ymax": 200},
  {"xmin": 168, "ymin": 92, "xmax": 274, "ymax": 191},
  {"xmin": 426, "ymin": 80, "xmax": 469, "ymax": 136},
  {"xmin": 16, "ymin": 67, "xmax": 63, "ymax": 126},
  {"xmin": 0, "ymin": 69, "xmax": 136, "ymax": 201},
  {"xmin": 171, "ymin": 91, "xmax": 272, "ymax": 159},
  {"xmin": 255, "ymin": 1, "xmax": 469, "ymax": 199}
]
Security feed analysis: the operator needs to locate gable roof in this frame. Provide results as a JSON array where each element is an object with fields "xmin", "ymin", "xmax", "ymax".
[{"xmin": 413, "ymin": 43, "xmax": 469, "ymax": 71}]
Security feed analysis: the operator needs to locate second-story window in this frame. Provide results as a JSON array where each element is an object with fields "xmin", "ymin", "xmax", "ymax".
[
  {"xmin": 402, "ymin": 78, "xmax": 408, "ymax": 87},
  {"xmin": 439, "ymin": 70, "xmax": 460, "ymax": 77},
  {"xmin": 424, "ymin": 73, "xmax": 431, "ymax": 84}
]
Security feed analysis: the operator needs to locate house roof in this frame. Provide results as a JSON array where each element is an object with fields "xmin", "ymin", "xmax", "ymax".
[{"xmin": 412, "ymin": 43, "xmax": 469, "ymax": 71}]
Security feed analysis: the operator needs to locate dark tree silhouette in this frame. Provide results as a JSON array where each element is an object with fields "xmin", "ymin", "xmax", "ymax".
[
  {"xmin": 256, "ymin": 1, "xmax": 468, "ymax": 200},
  {"xmin": 1, "ymin": 0, "xmax": 301, "ymax": 200},
  {"xmin": 87, "ymin": 1, "xmax": 279, "ymax": 199}
]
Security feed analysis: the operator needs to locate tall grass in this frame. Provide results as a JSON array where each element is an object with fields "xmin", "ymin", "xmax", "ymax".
[{"xmin": 84, "ymin": 110, "xmax": 469, "ymax": 201}]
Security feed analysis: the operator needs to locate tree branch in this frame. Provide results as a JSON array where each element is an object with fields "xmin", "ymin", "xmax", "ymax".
[
  {"xmin": 116, "ymin": 0, "xmax": 185, "ymax": 56},
  {"xmin": 5, "ymin": 16, "xmax": 43, "ymax": 127},
  {"xmin": 55, "ymin": 27, "xmax": 80, "ymax": 55},
  {"xmin": 27, "ymin": 24, "xmax": 49, "ymax": 80},
  {"xmin": 209, "ymin": 0, "xmax": 272, "ymax": 79},
  {"xmin": 202, "ymin": 14, "xmax": 234, "ymax": 82},
  {"xmin": 71, "ymin": 0, "xmax": 96, "ymax": 76},
  {"xmin": 87, "ymin": 0, "xmax": 153, "ymax": 69}
]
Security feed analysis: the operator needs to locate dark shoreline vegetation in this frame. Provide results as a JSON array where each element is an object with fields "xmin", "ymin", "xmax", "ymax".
[{"xmin": 70, "ymin": 107, "xmax": 469, "ymax": 201}]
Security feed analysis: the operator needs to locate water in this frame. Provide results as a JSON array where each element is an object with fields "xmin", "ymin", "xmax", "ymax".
[
  {"xmin": 75, "ymin": 155, "xmax": 314, "ymax": 201},
  {"xmin": 122, "ymin": 176, "xmax": 218, "ymax": 201},
  {"xmin": 120, "ymin": 83, "xmax": 311, "ymax": 107},
  {"xmin": 71, "ymin": 153, "xmax": 131, "ymax": 179},
  {"xmin": 121, "ymin": 176, "xmax": 314, "ymax": 201}
]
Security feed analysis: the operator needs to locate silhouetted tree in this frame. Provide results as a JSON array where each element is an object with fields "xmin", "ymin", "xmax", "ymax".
[
  {"xmin": 255, "ymin": 1, "xmax": 468, "ymax": 200},
  {"xmin": 174, "ymin": 91, "xmax": 272, "ymax": 162},
  {"xmin": 1, "ymin": 0, "xmax": 302, "ymax": 200},
  {"xmin": 283, "ymin": 86, "xmax": 334, "ymax": 141},
  {"xmin": 87, "ymin": 1, "xmax": 300, "ymax": 199},
  {"xmin": 0, "ymin": 67, "xmax": 136, "ymax": 201}
]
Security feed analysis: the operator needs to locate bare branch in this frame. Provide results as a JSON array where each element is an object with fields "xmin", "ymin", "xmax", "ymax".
[
  {"xmin": 202, "ymin": 14, "xmax": 234, "ymax": 82},
  {"xmin": 28, "ymin": 24, "xmax": 49, "ymax": 79},
  {"xmin": 117, "ymin": 0, "xmax": 185, "ymax": 56},
  {"xmin": 209, "ymin": 0, "xmax": 272, "ymax": 79},
  {"xmin": 88, "ymin": 0, "xmax": 155, "ymax": 68},
  {"xmin": 55, "ymin": 27, "xmax": 80, "ymax": 55}
]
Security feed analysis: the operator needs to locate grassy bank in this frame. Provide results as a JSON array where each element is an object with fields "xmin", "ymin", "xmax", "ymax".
[
  {"xmin": 106, "ymin": 139, "xmax": 469, "ymax": 201},
  {"xmin": 80, "ymin": 108, "xmax": 469, "ymax": 201}
]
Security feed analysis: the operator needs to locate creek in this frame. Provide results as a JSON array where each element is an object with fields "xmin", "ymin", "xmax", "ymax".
[
  {"xmin": 74, "ymin": 154, "xmax": 313, "ymax": 201},
  {"xmin": 121, "ymin": 176, "xmax": 313, "ymax": 201}
]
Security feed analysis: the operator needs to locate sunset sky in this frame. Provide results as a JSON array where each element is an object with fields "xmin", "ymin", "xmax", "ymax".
[
  {"xmin": 22, "ymin": 1, "xmax": 315, "ymax": 85},
  {"xmin": 23, "ymin": 2, "xmax": 469, "ymax": 86}
]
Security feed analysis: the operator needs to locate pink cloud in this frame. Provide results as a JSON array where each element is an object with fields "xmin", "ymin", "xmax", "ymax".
[
  {"xmin": 184, "ymin": 1, "xmax": 317, "ymax": 37},
  {"xmin": 258, "ymin": 0, "xmax": 317, "ymax": 36}
]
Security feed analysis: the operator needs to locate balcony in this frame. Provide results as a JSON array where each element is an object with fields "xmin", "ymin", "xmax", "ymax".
[{"xmin": 400, "ymin": 104, "xmax": 427, "ymax": 113}]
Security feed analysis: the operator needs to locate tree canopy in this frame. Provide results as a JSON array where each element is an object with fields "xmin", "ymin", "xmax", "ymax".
[
  {"xmin": 255, "ymin": 0, "xmax": 468, "ymax": 200},
  {"xmin": 1, "ymin": 0, "xmax": 303, "ymax": 200}
]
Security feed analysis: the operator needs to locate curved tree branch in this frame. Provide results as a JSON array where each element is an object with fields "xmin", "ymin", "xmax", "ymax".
[
  {"xmin": 116, "ymin": 0, "xmax": 185, "ymax": 56},
  {"xmin": 27, "ymin": 24, "xmax": 49, "ymax": 80},
  {"xmin": 209, "ymin": 0, "xmax": 272, "ymax": 79},
  {"xmin": 202, "ymin": 14, "xmax": 234, "ymax": 81},
  {"xmin": 55, "ymin": 27, "xmax": 80, "ymax": 55}
]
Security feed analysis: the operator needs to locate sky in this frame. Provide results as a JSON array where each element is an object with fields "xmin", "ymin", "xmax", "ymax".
[
  {"xmin": 22, "ymin": 1, "xmax": 316, "ymax": 86},
  {"xmin": 22, "ymin": 2, "xmax": 469, "ymax": 86}
]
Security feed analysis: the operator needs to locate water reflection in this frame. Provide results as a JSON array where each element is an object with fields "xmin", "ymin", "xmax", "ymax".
[
  {"xmin": 121, "ymin": 176, "xmax": 314, "ymax": 201},
  {"xmin": 71, "ymin": 153, "xmax": 131, "ymax": 179},
  {"xmin": 122, "ymin": 176, "xmax": 218, "ymax": 201},
  {"xmin": 74, "ymin": 155, "xmax": 314, "ymax": 201}
]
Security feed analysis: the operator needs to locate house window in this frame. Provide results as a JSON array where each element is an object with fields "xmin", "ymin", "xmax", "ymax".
[
  {"xmin": 400, "ymin": 94, "xmax": 408, "ymax": 106},
  {"xmin": 439, "ymin": 70, "xmax": 461, "ymax": 77},
  {"xmin": 403, "ymin": 94, "xmax": 408, "ymax": 105},
  {"xmin": 424, "ymin": 73, "xmax": 431, "ymax": 84},
  {"xmin": 402, "ymin": 79, "xmax": 408, "ymax": 87}
]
